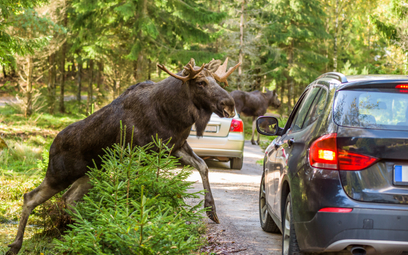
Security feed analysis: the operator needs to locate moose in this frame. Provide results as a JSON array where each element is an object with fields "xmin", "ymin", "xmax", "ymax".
[
  {"xmin": 231, "ymin": 89, "xmax": 281, "ymax": 145},
  {"xmin": 7, "ymin": 58, "xmax": 240, "ymax": 255}
]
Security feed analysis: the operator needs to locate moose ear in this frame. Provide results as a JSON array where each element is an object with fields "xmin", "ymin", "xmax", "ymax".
[
  {"xmin": 188, "ymin": 58, "xmax": 196, "ymax": 68},
  {"xmin": 204, "ymin": 59, "xmax": 222, "ymax": 73}
]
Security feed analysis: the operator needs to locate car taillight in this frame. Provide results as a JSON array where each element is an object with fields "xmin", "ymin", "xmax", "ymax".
[
  {"xmin": 309, "ymin": 134, "xmax": 338, "ymax": 170},
  {"xmin": 230, "ymin": 119, "xmax": 243, "ymax": 132},
  {"xmin": 395, "ymin": 84, "xmax": 408, "ymax": 93},
  {"xmin": 319, "ymin": 207, "xmax": 353, "ymax": 213},
  {"xmin": 309, "ymin": 133, "xmax": 378, "ymax": 171},
  {"xmin": 338, "ymin": 150, "xmax": 378, "ymax": 170}
]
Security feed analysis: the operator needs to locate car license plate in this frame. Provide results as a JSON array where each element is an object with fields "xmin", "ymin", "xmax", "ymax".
[
  {"xmin": 191, "ymin": 125, "xmax": 218, "ymax": 133},
  {"xmin": 394, "ymin": 165, "xmax": 408, "ymax": 185},
  {"xmin": 205, "ymin": 125, "xmax": 217, "ymax": 133}
]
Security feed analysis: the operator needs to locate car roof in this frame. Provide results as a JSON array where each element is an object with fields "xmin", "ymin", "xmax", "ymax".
[
  {"xmin": 315, "ymin": 72, "xmax": 408, "ymax": 90},
  {"xmin": 346, "ymin": 75, "xmax": 408, "ymax": 83}
]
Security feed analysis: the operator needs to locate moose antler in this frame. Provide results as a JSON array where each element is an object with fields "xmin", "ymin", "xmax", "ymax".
[
  {"xmin": 157, "ymin": 58, "xmax": 205, "ymax": 83},
  {"xmin": 212, "ymin": 57, "xmax": 241, "ymax": 87}
]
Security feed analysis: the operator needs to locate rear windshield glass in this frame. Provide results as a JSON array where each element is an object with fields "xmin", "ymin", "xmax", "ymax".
[{"xmin": 334, "ymin": 90, "xmax": 408, "ymax": 130}]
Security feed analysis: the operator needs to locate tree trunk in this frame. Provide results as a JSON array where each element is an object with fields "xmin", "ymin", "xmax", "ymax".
[
  {"xmin": 238, "ymin": 0, "xmax": 245, "ymax": 90},
  {"xmin": 25, "ymin": 56, "xmax": 34, "ymax": 117},
  {"xmin": 133, "ymin": 60, "xmax": 138, "ymax": 82},
  {"xmin": 59, "ymin": 2, "xmax": 68, "ymax": 113},
  {"xmin": 77, "ymin": 59, "xmax": 82, "ymax": 105},
  {"xmin": 48, "ymin": 53, "xmax": 56, "ymax": 114},
  {"xmin": 2, "ymin": 65, "xmax": 6, "ymax": 78},
  {"xmin": 87, "ymin": 59, "xmax": 94, "ymax": 114},
  {"xmin": 333, "ymin": 0, "xmax": 339, "ymax": 72},
  {"xmin": 148, "ymin": 58, "xmax": 151, "ymax": 80},
  {"xmin": 288, "ymin": 40, "xmax": 294, "ymax": 112},
  {"xmin": 96, "ymin": 61, "xmax": 103, "ymax": 105}
]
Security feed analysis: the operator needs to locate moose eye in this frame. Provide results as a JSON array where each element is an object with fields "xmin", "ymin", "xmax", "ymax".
[{"xmin": 196, "ymin": 81, "xmax": 206, "ymax": 87}]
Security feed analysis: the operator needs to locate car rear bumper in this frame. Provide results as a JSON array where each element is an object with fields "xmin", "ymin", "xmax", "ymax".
[
  {"xmin": 295, "ymin": 208, "xmax": 408, "ymax": 253},
  {"xmin": 187, "ymin": 132, "xmax": 244, "ymax": 158}
]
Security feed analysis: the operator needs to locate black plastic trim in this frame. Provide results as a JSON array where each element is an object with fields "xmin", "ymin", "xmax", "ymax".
[{"xmin": 317, "ymin": 72, "xmax": 348, "ymax": 83}]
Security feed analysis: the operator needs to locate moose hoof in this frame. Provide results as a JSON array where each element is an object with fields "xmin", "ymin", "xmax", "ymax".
[
  {"xmin": 251, "ymin": 140, "xmax": 256, "ymax": 145},
  {"xmin": 206, "ymin": 210, "xmax": 220, "ymax": 224}
]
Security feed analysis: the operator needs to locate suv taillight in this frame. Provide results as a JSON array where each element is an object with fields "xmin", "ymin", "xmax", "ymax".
[
  {"xmin": 230, "ymin": 119, "xmax": 243, "ymax": 132},
  {"xmin": 309, "ymin": 133, "xmax": 378, "ymax": 171}
]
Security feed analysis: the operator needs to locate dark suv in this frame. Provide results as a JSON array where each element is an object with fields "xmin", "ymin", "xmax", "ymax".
[{"xmin": 257, "ymin": 73, "xmax": 408, "ymax": 255}]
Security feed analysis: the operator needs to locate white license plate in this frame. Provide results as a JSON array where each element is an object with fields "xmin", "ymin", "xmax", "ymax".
[
  {"xmin": 394, "ymin": 165, "xmax": 408, "ymax": 185},
  {"xmin": 205, "ymin": 125, "xmax": 217, "ymax": 133},
  {"xmin": 191, "ymin": 125, "xmax": 218, "ymax": 133}
]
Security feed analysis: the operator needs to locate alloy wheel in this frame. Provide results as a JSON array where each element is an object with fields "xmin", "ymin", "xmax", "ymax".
[
  {"xmin": 283, "ymin": 201, "xmax": 291, "ymax": 255},
  {"xmin": 260, "ymin": 177, "xmax": 268, "ymax": 223}
]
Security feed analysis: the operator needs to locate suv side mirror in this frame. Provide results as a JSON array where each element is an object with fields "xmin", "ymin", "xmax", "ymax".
[{"xmin": 256, "ymin": 116, "xmax": 280, "ymax": 136}]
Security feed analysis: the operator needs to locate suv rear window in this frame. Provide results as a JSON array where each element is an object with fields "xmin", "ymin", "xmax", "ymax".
[{"xmin": 334, "ymin": 90, "xmax": 408, "ymax": 130}]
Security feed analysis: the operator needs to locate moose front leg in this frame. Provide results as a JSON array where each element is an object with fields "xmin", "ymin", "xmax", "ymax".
[{"xmin": 174, "ymin": 142, "xmax": 219, "ymax": 224}]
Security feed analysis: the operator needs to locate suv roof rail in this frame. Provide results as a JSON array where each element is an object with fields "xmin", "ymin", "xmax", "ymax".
[{"xmin": 317, "ymin": 72, "xmax": 348, "ymax": 83}]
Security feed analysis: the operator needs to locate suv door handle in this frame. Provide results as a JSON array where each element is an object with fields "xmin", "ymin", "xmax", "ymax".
[{"xmin": 287, "ymin": 138, "xmax": 295, "ymax": 147}]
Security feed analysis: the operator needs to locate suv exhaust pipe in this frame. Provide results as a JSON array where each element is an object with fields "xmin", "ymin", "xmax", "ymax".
[{"xmin": 350, "ymin": 246, "xmax": 366, "ymax": 255}]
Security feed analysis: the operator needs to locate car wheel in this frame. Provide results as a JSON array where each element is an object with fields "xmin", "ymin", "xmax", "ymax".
[
  {"xmin": 282, "ymin": 193, "xmax": 303, "ymax": 255},
  {"xmin": 259, "ymin": 174, "xmax": 280, "ymax": 233},
  {"xmin": 230, "ymin": 157, "xmax": 243, "ymax": 170}
]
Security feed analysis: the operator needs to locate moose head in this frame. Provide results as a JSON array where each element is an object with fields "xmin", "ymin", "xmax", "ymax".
[
  {"xmin": 157, "ymin": 58, "xmax": 240, "ymax": 120},
  {"xmin": 264, "ymin": 89, "xmax": 281, "ymax": 108}
]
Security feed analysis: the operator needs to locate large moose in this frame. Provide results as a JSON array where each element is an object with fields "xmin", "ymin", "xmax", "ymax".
[
  {"xmin": 231, "ymin": 89, "xmax": 281, "ymax": 145},
  {"xmin": 7, "ymin": 58, "xmax": 240, "ymax": 255}
]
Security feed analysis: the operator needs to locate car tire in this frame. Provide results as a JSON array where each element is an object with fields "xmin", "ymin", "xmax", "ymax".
[
  {"xmin": 230, "ymin": 157, "xmax": 243, "ymax": 170},
  {"xmin": 259, "ymin": 174, "xmax": 280, "ymax": 233},
  {"xmin": 282, "ymin": 193, "xmax": 304, "ymax": 255}
]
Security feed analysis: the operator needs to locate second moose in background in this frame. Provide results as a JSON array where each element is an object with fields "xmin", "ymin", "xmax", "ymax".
[{"xmin": 231, "ymin": 89, "xmax": 281, "ymax": 145}]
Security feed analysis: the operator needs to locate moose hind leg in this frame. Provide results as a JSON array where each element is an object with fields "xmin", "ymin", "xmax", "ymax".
[
  {"xmin": 62, "ymin": 175, "xmax": 92, "ymax": 207},
  {"xmin": 7, "ymin": 178, "xmax": 64, "ymax": 255},
  {"xmin": 174, "ymin": 142, "xmax": 219, "ymax": 224},
  {"xmin": 251, "ymin": 117, "xmax": 257, "ymax": 145}
]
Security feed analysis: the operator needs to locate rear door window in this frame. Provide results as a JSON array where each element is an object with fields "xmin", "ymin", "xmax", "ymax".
[
  {"xmin": 290, "ymin": 87, "xmax": 327, "ymax": 132},
  {"xmin": 334, "ymin": 90, "xmax": 408, "ymax": 130},
  {"xmin": 302, "ymin": 88, "xmax": 327, "ymax": 128}
]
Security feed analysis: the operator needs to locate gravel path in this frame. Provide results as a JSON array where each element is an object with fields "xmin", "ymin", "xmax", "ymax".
[{"xmin": 187, "ymin": 141, "xmax": 282, "ymax": 254}]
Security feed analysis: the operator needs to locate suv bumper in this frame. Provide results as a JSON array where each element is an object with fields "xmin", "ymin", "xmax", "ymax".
[{"xmin": 295, "ymin": 208, "xmax": 408, "ymax": 253}]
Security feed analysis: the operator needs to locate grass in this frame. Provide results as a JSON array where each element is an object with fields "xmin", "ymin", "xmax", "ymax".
[{"xmin": 0, "ymin": 105, "xmax": 83, "ymax": 254}]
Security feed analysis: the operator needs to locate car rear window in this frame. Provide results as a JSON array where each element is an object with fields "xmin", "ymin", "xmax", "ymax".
[{"xmin": 334, "ymin": 90, "xmax": 408, "ymax": 130}]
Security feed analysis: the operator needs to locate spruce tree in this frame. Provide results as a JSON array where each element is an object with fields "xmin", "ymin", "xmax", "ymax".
[{"xmin": 263, "ymin": 0, "xmax": 329, "ymax": 112}]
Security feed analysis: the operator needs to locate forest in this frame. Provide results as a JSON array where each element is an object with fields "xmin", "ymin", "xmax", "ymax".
[
  {"xmin": 1, "ymin": 0, "xmax": 408, "ymax": 117},
  {"xmin": 1, "ymin": 0, "xmax": 408, "ymax": 254}
]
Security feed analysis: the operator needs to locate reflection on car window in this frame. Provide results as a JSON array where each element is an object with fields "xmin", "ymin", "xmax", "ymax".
[
  {"xmin": 303, "ymin": 88, "xmax": 327, "ymax": 128},
  {"xmin": 334, "ymin": 90, "xmax": 408, "ymax": 130},
  {"xmin": 291, "ymin": 87, "xmax": 321, "ymax": 132}
]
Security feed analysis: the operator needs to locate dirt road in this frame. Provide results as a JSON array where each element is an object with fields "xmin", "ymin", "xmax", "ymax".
[{"xmin": 187, "ymin": 141, "xmax": 282, "ymax": 254}]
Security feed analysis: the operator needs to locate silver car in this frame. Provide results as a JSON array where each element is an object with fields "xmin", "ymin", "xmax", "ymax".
[{"xmin": 187, "ymin": 112, "xmax": 245, "ymax": 169}]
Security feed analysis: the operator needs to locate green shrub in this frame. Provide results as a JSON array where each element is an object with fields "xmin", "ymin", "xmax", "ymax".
[{"xmin": 54, "ymin": 134, "xmax": 204, "ymax": 255}]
